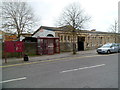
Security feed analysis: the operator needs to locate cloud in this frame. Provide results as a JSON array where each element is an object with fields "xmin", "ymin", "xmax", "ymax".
[{"xmin": 29, "ymin": 0, "xmax": 119, "ymax": 32}]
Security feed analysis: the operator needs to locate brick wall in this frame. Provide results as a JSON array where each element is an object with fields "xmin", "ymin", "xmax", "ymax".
[{"xmin": 60, "ymin": 42, "xmax": 73, "ymax": 52}]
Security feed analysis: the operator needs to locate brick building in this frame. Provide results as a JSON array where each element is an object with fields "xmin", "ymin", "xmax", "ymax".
[{"xmin": 33, "ymin": 26, "xmax": 120, "ymax": 52}]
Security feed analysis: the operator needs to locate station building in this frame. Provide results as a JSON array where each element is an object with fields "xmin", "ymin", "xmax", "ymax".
[{"xmin": 32, "ymin": 26, "xmax": 120, "ymax": 52}]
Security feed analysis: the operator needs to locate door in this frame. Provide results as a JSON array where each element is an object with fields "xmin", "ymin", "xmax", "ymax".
[
  {"xmin": 48, "ymin": 39, "xmax": 54, "ymax": 55},
  {"xmin": 78, "ymin": 37, "xmax": 85, "ymax": 51},
  {"xmin": 78, "ymin": 41, "xmax": 84, "ymax": 51},
  {"xmin": 37, "ymin": 39, "xmax": 43, "ymax": 55},
  {"xmin": 54, "ymin": 39, "xmax": 60, "ymax": 53},
  {"xmin": 43, "ymin": 39, "xmax": 48, "ymax": 55}
]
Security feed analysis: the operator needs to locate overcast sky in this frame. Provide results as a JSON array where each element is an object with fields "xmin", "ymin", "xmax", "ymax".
[{"xmin": 29, "ymin": 0, "xmax": 119, "ymax": 32}]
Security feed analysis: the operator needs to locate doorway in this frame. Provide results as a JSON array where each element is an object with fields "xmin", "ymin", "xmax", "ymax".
[{"xmin": 78, "ymin": 37, "xmax": 85, "ymax": 51}]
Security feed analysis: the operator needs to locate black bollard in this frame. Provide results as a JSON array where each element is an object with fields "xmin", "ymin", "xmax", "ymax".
[{"xmin": 24, "ymin": 54, "xmax": 29, "ymax": 61}]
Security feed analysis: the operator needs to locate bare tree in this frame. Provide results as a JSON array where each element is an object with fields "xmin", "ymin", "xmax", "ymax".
[
  {"xmin": 57, "ymin": 3, "xmax": 91, "ymax": 54},
  {"xmin": 109, "ymin": 19, "xmax": 118, "ymax": 43},
  {"xmin": 109, "ymin": 20, "xmax": 118, "ymax": 33},
  {"xmin": 2, "ymin": 2, "xmax": 38, "ymax": 40}
]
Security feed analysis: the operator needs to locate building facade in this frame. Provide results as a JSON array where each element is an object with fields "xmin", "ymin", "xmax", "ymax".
[{"xmin": 33, "ymin": 26, "xmax": 120, "ymax": 51}]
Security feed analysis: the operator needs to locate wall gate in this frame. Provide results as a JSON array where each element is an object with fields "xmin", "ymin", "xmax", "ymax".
[
  {"xmin": 4, "ymin": 41, "xmax": 24, "ymax": 63},
  {"xmin": 37, "ymin": 37, "xmax": 60, "ymax": 55}
]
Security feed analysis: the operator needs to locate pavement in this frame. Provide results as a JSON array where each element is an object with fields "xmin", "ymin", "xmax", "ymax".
[{"xmin": 2, "ymin": 49, "xmax": 96, "ymax": 65}]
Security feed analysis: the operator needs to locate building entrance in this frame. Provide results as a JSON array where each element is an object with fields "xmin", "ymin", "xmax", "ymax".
[{"xmin": 78, "ymin": 37, "xmax": 85, "ymax": 51}]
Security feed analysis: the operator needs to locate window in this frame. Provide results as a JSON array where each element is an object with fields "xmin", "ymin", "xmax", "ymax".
[
  {"xmin": 68, "ymin": 36, "xmax": 70, "ymax": 41},
  {"xmin": 64, "ymin": 36, "xmax": 66, "ymax": 41},
  {"xmin": 47, "ymin": 34, "xmax": 54, "ymax": 37},
  {"xmin": 60, "ymin": 35, "xmax": 63, "ymax": 42}
]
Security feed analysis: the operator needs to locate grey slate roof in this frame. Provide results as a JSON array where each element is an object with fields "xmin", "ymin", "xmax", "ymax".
[{"xmin": 32, "ymin": 26, "xmax": 120, "ymax": 36}]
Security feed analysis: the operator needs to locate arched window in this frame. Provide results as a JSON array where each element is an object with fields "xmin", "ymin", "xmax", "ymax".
[{"xmin": 47, "ymin": 34, "xmax": 54, "ymax": 37}]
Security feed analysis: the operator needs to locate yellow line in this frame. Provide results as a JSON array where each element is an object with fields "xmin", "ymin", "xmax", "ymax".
[
  {"xmin": 0, "ymin": 54, "xmax": 115, "ymax": 68},
  {"xmin": 1, "ymin": 61, "xmax": 39, "ymax": 68}
]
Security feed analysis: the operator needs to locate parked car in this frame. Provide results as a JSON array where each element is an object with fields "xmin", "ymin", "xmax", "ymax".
[
  {"xmin": 116, "ymin": 43, "xmax": 120, "ymax": 53},
  {"xmin": 97, "ymin": 43, "xmax": 119, "ymax": 54}
]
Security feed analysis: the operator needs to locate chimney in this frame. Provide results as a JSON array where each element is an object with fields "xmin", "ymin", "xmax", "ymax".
[{"xmin": 91, "ymin": 29, "xmax": 96, "ymax": 31}]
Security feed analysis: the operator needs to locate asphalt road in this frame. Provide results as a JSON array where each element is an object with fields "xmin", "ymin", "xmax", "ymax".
[{"xmin": 2, "ymin": 53, "xmax": 118, "ymax": 88}]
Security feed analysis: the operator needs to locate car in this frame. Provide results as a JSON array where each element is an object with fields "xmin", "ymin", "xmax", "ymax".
[
  {"xmin": 97, "ymin": 43, "xmax": 119, "ymax": 54},
  {"xmin": 116, "ymin": 43, "xmax": 120, "ymax": 53}
]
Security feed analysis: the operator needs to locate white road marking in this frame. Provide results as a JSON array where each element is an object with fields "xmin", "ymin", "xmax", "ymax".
[
  {"xmin": 60, "ymin": 64, "xmax": 106, "ymax": 73},
  {"xmin": 0, "ymin": 77, "xmax": 27, "ymax": 83}
]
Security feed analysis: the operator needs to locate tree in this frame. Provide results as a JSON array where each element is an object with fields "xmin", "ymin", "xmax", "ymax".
[
  {"xmin": 2, "ymin": 2, "xmax": 38, "ymax": 40},
  {"xmin": 109, "ymin": 20, "xmax": 118, "ymax": 33},
  {"xmin": 56, "ymin": 3, "xmax": 91, "ymax": 54},
  {"xmin": 109, "ymin": 19, "xmax": 118, "ymax": 43}
]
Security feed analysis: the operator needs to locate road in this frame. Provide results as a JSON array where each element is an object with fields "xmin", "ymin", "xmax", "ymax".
[{"xmin": 1, "ymin": 53, "xmax": 118, "ymax": 88}]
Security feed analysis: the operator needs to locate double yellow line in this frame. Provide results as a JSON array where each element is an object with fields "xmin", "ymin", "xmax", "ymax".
[{"xmin": 0, "ymin": 54, "xmax": 114, "ymax": 68}]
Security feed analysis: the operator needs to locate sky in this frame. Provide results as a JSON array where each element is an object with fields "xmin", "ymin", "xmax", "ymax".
[{"xmin": 6, "ymin": 0, "xmax": 119, "ymax": 32}]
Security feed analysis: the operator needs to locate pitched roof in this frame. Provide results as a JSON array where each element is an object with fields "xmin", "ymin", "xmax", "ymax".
[
  {"xmin": 32, "ymin": 26, "xmax": 63, "ymax": 36},
  {"xmin": 79, "ymin": 30, "xmax": 120, "ymax": 35},
  {"xmin": 32, "ymin": 26, "xmax": 120, "ymax": 36}
]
